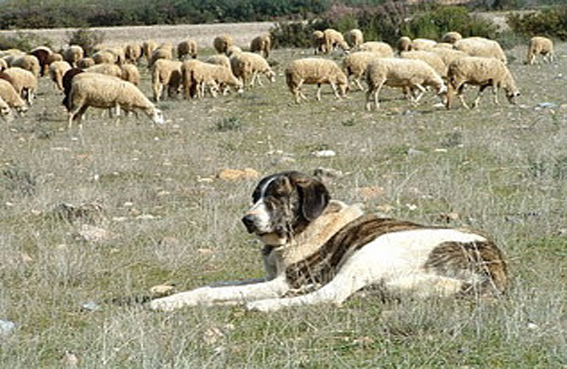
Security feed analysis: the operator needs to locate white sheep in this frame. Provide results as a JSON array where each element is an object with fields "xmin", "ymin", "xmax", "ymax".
[
  {"xmin": 92, "ymin": 50, "xmax": 117, "ymax": 65},
  {"xmin": 125, "ymin": 42, "xmax": 142, "ymax": 64},
  {"xmin": 11, "ymin": 55, "xmax": 41, "ymax": 78},
  {"xmin": 142, "ymin": 40, "xmax": 158, "ymax": 64},
  {"xmin": 63, "ymin": 45, "xmax": 84, "ymax": 67},
  {"xmin": 285, "ymin": 58, "xmax": 348, "ymax": 103},
  {"xmin": 230, "ymin": 52, "xmax": 275, "ymax": 88},
  {"xmin": 181, "ymin": 59, "xmax": 242, "ymax": 99},
  {"xmin": 213, "ymin": 35, "xmax": 234, "ymax": 55},
  {"xmin": 453, "ymin": 37, "xmax": 507, "ymax": 64},
  {"xmin": 323, "ymin": 29, "xmax": 350, "ymax": 54},
  {"xmin": 342, "ymin": 51, "xmax": 386, "ymax": 91},
  {"xmin": 67, "ymin": 73, "xmax": 164, "ymax": 127},
  {"xmin": 250, "ymin": 34, "xmax": 271, "ymax": 58},
  {"xmin": 149, "ymin": 43, "xmax": 174, "ymax": 67},
  {"xmin": 312, "ymin": 30, "xmax": 326, "ymax": 54},
  {"xmin": 77, "ymin": 57, "xmax": 95, "ymax": 69},
  {"xmin": 365, "ymin": 58, "xmax": 447, "ymax": 111},
  {"xmin": 205, "ymin": 54, "xmax": 232, "ymax": 72},
  {"xmin": 226, "ymin": 45, "xmax": 243, "ymax": 58},
  {"xmin": 446, "ymin": 56, "xmax": 520, "ymax": 110},
  {"xmin": 85, "ymin": 63, "xmax": 122, "ymax": 78},
  {"xmin": 151, "ymin": 59, "xmax": 182, "ymax": 101},
  {"xmin": 400, "ymin": 50, "xmax": 447, "ymax": 77},
  {"xmin": 0, "ymin": 95, "xmax": 11, "ymax": 120},
  {"xmin": 177, "ymin": 39, "xmax": 198, "ymax": 60},
  {"xmin": 441, "ymin": 31, "xmax": 463, "ymax": 44},
  {"xmin": 410, "ymin": 38, "xmax": 437, "ymax": 51},
  {"xmin": 49, "ymin": 61, "xmax": 72, "ymax": 91},
  {"xmin": 345, "ymin": 29, "xmax": 364, "ymax": 49},
  {"xmin": 0, "ymin": 79, "xmax": 27, "ymax": 114},
  {"xmin": 121, "ymin": 64, "xmax": 140, "ymax": 86},
  {"xmin": 434, "ymin": 42, "xmax": 455, "ymax": 50},
  {"xmin": 525, "ymin": 36, "xmax": 554, "ymax": 65},
  {"xmin": 1, "ymin": 67, "xmax": 37, "ymax": 104},
  {"xmin": 397, "ymin": 36, "xmax": 412, "ymax": 53},
  {"xmin": 431, "ymin": 48, "xmax": 468, "ymax": 67},
  {"xmin": 47, "ymin": 53, "xmax": 64, "ymax": 64},
  {"xmin": 358, "ymin": 42, "xmax": 394, "ymax": 57}
]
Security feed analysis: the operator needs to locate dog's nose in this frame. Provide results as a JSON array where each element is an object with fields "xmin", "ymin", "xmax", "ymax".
[{"xmin": 241, "ymin": 214, "xmax": 256, "ymax": 233}]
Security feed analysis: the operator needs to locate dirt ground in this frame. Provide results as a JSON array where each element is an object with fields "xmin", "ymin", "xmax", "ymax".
[{"xmin": 0, "ymin": 21, "xmax": 275, "ymax": 49}]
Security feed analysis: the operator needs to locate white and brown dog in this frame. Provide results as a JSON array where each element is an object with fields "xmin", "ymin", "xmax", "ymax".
[{"xmin": 150, "ymin": 171, "xmax": 509, "ymax": 312}]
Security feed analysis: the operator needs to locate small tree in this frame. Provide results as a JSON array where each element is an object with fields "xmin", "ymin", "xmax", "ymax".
[{"xmin": 67, "ymin": 28, "xmax": 105, "ymax": 56}]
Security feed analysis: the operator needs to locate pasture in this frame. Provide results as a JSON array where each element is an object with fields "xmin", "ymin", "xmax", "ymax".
[{"xmin": 1, "ymin": 35, "xmax": 567, "ymax": 367}]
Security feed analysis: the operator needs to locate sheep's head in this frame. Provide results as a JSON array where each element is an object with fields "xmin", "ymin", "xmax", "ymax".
[
  {"xmin": 151, "ymin": 108, "xmax": 165, "ymax": 125},
  {"xmin": 266, "ymin": 69, "xmax": 276, "ymax": 83},
  {"xmin": 506, "ymin": 89, "xmax": 520, "ymax": 105},
  {"xmin": 0, "ymin": 105, "xmax": 11, "ymax": 117},
  {"xmin": 15, "ymin": 104, "xmax": 28, "ymax": 116}
]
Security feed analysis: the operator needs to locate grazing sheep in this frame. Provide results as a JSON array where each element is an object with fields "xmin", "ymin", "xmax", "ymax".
[
  {"xmin": 397, "ymin": 36, "xmax": 412, "ymax": 53},
  {"xmin": 85, "ymin": 63, "xmax": 122, "ymax": 78},
  {"xmin": 446, "ymin": 56, "xmax": 520, "ymax": 110},
  {"xmin": 323, "ymin": 29, "xmax": 349, "ymax": 54},
  {"xmin": 121, "ymin": 64, "xmax": 140, "ymax": 86},
  {"xmin": 149, "ymin": 43, "xmax": 174, "ymax": 67},
  {"xmin": 151, "ymin": 59, "xmax": 182, "ymax": 101},
  {"xmin": 365, "ymin": 58, "xmax": 446, "ymax": 111},
  {"xmin": 312, "ymin": 30, "xmax": 326, "ymax": 54},
  {"xmin": 213, "ymin": 35, "xmax": 234, "ymax": 55},
  {"xmin": 177, "ymin": 39, "xmax": 198, "ymax": 60},
  {"xmin": 358, "ymin": 42, "xmax": 394, "ymax": 57},
  {"xmin": 431, "ymin": 48, "xmax": 468, "ymax": 67},
  {"xmin": 49, "ymin": 61, "xmax": 72, "ymax": 91},
  {"xmin": 67, "ymin": 73, "xmax": 164, "ymax": 127},
  {"xmin": 77, "ymin": 57, "xmax": 95, "ymax": 69},
  {"xmin": 47, "ymin": 53, "xmax": 63, "ymax": 65},
  {"xmin": 250, "ymin": 34, "xmax": 271, "ymax": 58},
  {"xmin": 285, "ymin": 58, "xmax": 348, "ymax": 103},
  {"xmin": 2, "ymin": 50, "xmax": 24, "ymax": 66},
  {"xmin": 226, "ymin": 46, "xmax": 242, "ymax": 57},
  {"xmin": 30, "ymin": 46, "xmax": 52, "ymax": 76},
  {"xmin": 453, "ymin": 37, "xmax": 507, "ymax": 64},
  {"xmin": 11, "ymin": 55, "xmax": 41, "ymax": 78},
  {"xmin": 125, "ymin": 42, "xmax": 142, "ymax": 64},
  {"xmin": 230, "ymin": 52, "xmax": 275, "ymax": 88},
  {"xmin": 525, "ymin": 36, "xmax": 554, "ymax": 65},
  {"xmin": 205, "ymin": 54, "xmax": 232, "ymax": 72},
  {"xmin": 401, "ymin": 50, "xmax": 447, "ymax": 77},
  {"xmin": 0, "ymin": 95, "xmax": 11, "ymax": 119},
  {"xmin": 142, "ymin": 40, "xmax": 158, "ymax": 64},
  {"xmin": 62, "ymin": 68, "xmax": 85, "ymax": 110},
  {"xmin": 410, "ymin": 38, "xmax": 437, "ymax": 51},
  {"xmin": 63, "ymin": 45, "xmax": 84, "ymax": 67},
  {"xmin": 92, "ymin": 50, "xmax": 117, "ymax": 65},
  {"xmin": 0, "ymin": 79, "xmax": 27, "ymax": 114},
  {"xmin": 345, "ymin": 29, "xmax": 364, "ymax": 48},
  {"xmin": 342, "ymin": 51, "xmax": 386, "ymax": 91},
  {"xmin": 1, "ymin": 67, "xmax": 38, "ymax": 104},
  {"xmin": 181, "ymin": 59, "xmax": 243, "ymax": 99},
  {"xmin": 441, "ymin": 31, "xmax": 463, "ymax": 44}
]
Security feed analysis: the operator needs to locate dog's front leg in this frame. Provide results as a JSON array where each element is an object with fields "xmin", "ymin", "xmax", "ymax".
[{"xmin": 150, "ymin": 276, "xmax": 289, "ymax": 311}]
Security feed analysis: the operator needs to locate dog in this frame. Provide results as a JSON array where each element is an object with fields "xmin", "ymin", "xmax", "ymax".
[{"xmin": 150, "ymin": 171, "xmax": 509, "ymax": 312}]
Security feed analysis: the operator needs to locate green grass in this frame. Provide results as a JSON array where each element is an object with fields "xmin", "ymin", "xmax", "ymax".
[{"xmin": 1, "ymin": 43, "xmax": 567, "ymax": 368}]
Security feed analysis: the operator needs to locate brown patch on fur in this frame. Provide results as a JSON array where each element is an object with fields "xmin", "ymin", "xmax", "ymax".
[
  {"xmin": 424, "ymin": 240, "xmax": 509, "ymax": 295},
  {"xmin": 285, "ymin": 215, "xmax": 429, "ymax": 289}
]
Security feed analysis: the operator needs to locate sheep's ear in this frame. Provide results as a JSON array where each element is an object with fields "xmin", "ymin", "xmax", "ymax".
[{"xmin": 292, "ymin": 173, "xmax": 330, "ymax": 221}]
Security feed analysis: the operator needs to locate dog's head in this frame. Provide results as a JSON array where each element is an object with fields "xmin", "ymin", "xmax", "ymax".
[{"xmin": 242, "ymin": 171, "xmax": 330, "ymax": 245}]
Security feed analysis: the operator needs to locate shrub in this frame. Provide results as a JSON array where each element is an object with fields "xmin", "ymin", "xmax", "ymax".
[
  {"xmin": 507, "ymin": 7, "xmax": 567, "ymax": 40},
  {"xmin": 0, "ymin": 32, "xmax": 53, "ymax": 52},
  {"xmin": 67, "ymin": 28, "xmax": 106, "ymax": 57},
  {"xmin": 270, "ymin": 19, "xmax": 326, "ymax": 49}
]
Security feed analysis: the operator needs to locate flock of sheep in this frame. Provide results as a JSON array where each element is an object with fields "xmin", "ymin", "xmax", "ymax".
[{"xmin": 0, "ymin": 28, "xmax": 556, "ymax": 127}]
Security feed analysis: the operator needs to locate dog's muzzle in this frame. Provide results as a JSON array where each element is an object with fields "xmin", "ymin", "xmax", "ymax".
[{"xmin": 241, "ymin": 214, "xmax": 257, "ymax": 234}]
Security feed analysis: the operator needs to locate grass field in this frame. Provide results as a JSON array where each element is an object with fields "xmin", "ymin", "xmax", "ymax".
[{"xmin": 1, "ymin": 38, "xmax": 567, "ymax": 367}]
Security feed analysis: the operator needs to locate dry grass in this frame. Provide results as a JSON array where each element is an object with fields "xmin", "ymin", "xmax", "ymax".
[{"xmin": 0, "ymin": 38, "xmax": 567, "ymax": 367}]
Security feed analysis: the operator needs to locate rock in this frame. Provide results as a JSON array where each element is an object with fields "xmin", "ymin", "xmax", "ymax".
[
  {"xmin": 202, "ymin": 326, "xmax": 225, "ymax": 345},
  {"xmin": 216, "ymin": 168, "xmax": 260, "ymax": 181},
  {"xmin": 357, "ymin": 186, "xmax": 385, "ymax": 200},
  {"xmin": 77, "ymin": 224, "xmax": 116, "ymax": 243},
  {"xmin": 536, "ymin": 102, "xmax": 557, "ymax": 109},
  {"xmin": 0, "ymin": 319, "xmax": 16, "ymax": 335},
  {"xmin": 81, "ymin": 301, "xmax": 101, "ymax": 312},
  {"xmin": 61, "ymin": 351, "xmax": 80, "ymax": 367},
  {"xmin": 407, "ymin": 148, "xmax": 424, "ymax": 156},
  {"xmin": 150, "ymin": 284, "xmax": 176, "ymax": 297},
  {"xmin": 311, "ymin": 150, "xmax": 336, "ymax": 158}
]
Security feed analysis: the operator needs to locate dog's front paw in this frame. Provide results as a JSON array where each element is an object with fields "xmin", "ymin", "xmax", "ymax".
[{"xmin": 149, "ymin": 297, "xmax": 184, "ymax": 312}]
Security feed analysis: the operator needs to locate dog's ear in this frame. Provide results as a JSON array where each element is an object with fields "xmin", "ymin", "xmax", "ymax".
[{"xmin": 293, "ymin": 173, "xmax": 330, "ymax": 221}]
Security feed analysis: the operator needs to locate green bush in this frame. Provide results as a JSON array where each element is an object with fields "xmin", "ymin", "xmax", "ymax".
[
  {"xmin": 0, "ymin": 32, "xmax": 53, "ymax": 52},
  {"xmin": 67, "ymin": 28, "xmax": 105, "ymax": 57},
  {"xmin": 270, "ymin": 20, "xmax": 327, "ymax": 49},
  {"xmin": 507, "ymin": 7, "xmax": 567, "ymax": 40}
]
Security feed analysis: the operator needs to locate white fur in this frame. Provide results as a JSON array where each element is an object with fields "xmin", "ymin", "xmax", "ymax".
[{"xmin": 150, "ymin": 228, "xmax": 486, "ymax": 312}]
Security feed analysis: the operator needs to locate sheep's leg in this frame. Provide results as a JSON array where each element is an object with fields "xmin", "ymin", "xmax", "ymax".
[
  {"xmin": 330, "ymin": 82, "xmax": 341, "ymax": 100},
  {"xmin": 354, "ymin": 77, "xmax": 365, "ymax": 91},
  {"xmin": 412, "ymin": 84, "xmax": 426, "ymax": 103},
  {"xmin": 365, "ymin": 81, "xmax": 383, "ymax": 111},
  {"xmin": 471, "ymin": 84, "xmax": 491, "ymax": 109},
  {"xmin": 68, "ymin": 105, "xmax": 88, "ymax": 129},
  {"xmin": 153, "ymin": 83, "xmax": 163, "ymax": 102},
  {"xmin": 455, "ymin": 84, "xmax": 470, "ymax": 109},
  {"xmin": 316, "ymin": 83, "xmax": 322, "ymax": 101},
  {"xmin": 492, "ymin": 85, "xmax": 499, "ymax": 105}
]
